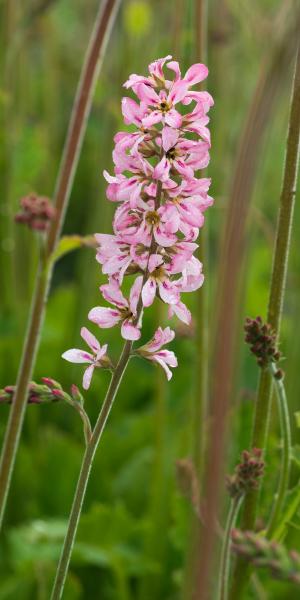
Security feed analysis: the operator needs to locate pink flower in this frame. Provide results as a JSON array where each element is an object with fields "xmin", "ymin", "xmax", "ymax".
[
  {"xmin": 114, "ymin": 199, "xmax": 177, "ymax": 248},
  {"xmin": 104, "ymin": 152, "xmax": 154, "ymax": 208},
  {"xmin": 124, "ymin": 57, "xmax": 209, "ymax": 130},
  {"xmin": 136, "ymin": 326, "xmax": 178, "ymax": 380},
  {"xmin": 62, "ymin": 327, "xmax": 109, "ymax": 390},
  {"xmin": 164, "ymin": 178, "xmax": 213, "ymax": 231},
  {"xmin": 142, "ymin": 255, "xmax": 180, "ymax": 307},
  {"xmin": 88, "ymin": 277, "xmax": 143, "ymax": 340},
  {"xmin": 153, "ymin": 127, "xmax": 210, "ymax": 182}
]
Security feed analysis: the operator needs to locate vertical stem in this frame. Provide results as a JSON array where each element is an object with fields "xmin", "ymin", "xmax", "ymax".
[
  {"xmin": 230, "ymin": 45, "xmax": 300, "ymax": 599},
  {"xmin": 51, "ymin": 340, "xmax": 132, "ymax": 600},
  {"xmin": 0, "ymin": 0, "xmax": 121, "ymax": 531},
  {"xmin": 182, "ymin": 4, "xmax": 208, "ymax": 598},
  {"xmin": 193, "ymin": 0, "xmax": 208, "ymax": 479},
  {"xmin": 218, "ymin": 496, "xmax": 243, "ymax": 600},
  {"xmin": 266, "ymin": 365, "xmax": 291, "ymax": 537}
]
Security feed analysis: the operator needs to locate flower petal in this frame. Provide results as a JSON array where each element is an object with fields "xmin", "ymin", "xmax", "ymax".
[
  {"xmin": 121, "ymin": 319, "xmax": 141, "ymax": 340},
  {"xmin": 80, "ymin": 327, "xmax": 100, "ymax": 353},
  {"xmin": 142, "ymin": 278, "xmax": 156, "ymax": 307},
  {"xmin": 183, "ymin": 63, "xmax": 208, "ymax": 85},
  {"xmin": 62, "ymin": 349, "xmax": 93, "ymax": 364},
  {"xmin": 88, "ymin": 307, "xmax": 121, "ymax": 328},
  {"xmin": 150, "ymin": 355, "xmax": 173, "ymax": 380},
  {"xmin": 169, "ymin": 301, "xmax": 191, "ymax": 325},
  {"xmin": 162, "ymin": 126, "xmax": 179, "ymax": 152},
  {"xmin": 83, "ymin": 364, "xmax": 95, "ymax": 390},
  {"xmin": 153, "ymin": 155, "xmax": 170, "ymax": 181},
  {"xmin": 100, "ymin": 281, "xmax": 128, "ymax": 309},
  {"xmin": 158, "ymin": 280, "xmax": 179, "ymax": 305},
  {"xmin": 129, "ymin": 275, "xmax": 143, "ymax": 315}
]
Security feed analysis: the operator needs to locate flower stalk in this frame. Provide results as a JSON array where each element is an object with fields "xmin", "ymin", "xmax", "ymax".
[
  {"xmin": 266, "ymin": 364, "xmax": 291, "ymax": 538},
  {"xmin": 218, "ymin": 496, "xmax": 243, "ymax": 600},
  {"xmin": 50, "ymin": 339, "xmax": 132, "ymax": 600},
  {"xmin": 0, "ymin": 0, "xmax": 121, "ymax": 530},
  {"xmin": 230, "ymin": 45, "xmax": 300, "ymax": 598}
]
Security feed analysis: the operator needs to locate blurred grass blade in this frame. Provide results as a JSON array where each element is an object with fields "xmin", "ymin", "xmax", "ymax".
[
  {"xmin": 230, "ymin": 42, "xmax": 300, "ymax": 599},
  {"xmin": 0, "ymin": 0, "xmax": 121, "ymax": 532},
  {"xmin": 195, "ymin": 10, "xmax": 300, "ymax": 599}
]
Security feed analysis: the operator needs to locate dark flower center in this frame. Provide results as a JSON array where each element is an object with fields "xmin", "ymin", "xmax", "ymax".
[
  {"xmin": 166, "ymin": 146, "xmax": 177, "ymax": 160},
  {"xmin": 146, "ymin": 210, "xmax": 160, "ymax": 226}
]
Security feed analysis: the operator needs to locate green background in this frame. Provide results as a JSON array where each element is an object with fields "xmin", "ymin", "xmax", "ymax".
[{"xmin": 0, "ymin": 0, "xmax": 300, "ymax": 598}]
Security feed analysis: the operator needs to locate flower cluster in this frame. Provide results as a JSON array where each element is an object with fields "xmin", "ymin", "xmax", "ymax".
[
  {"xmin": 226, "ymin": 448, "xmax": 264, "ymax": 499},
  {"xmin": 244, "ymin": 317, "xmax": 282, "ymax": 368},
  {"xmin": 15, "ymin": 193, "xmax": 56, "ymax": 231},
  {"xmin": 0, "ymin": 379, "xmax": 74, "ymax": 405},
  {"xmin": 231, "ymin": 530, "xmax": 300, "ymax": 585},
  {"xmin": 63, "ymin": 57, "xmax": 213, "ymax": 388}
]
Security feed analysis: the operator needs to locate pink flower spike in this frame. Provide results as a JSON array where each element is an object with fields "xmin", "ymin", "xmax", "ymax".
[
  {"xmin": 136, "ymin": 327, "xmax": 178, "ymax": 380},
  {"xmin": 62, "ymin": 328, "xmax": 109, "ymax": 390}
]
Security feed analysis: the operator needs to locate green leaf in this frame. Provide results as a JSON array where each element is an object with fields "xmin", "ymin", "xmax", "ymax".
[{"xmin": 50, "ymin": 235, "xmax": 96, "ymax": 265}]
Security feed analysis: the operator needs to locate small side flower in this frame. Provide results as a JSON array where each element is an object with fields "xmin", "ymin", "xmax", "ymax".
[
  {"xmin": 62, "ymin": 327, "xmax": 112, "ymax": 390},
  {"xmin": 244, "ymin": 316, "xmax": 283, "ymax": 375},
  {"xmin": 135, "ymin": 326, "xmax": 178, "ymax": 380},
  {"xmin": 15, "ymin": 193, "xmax": 56, "ymax": 232}
]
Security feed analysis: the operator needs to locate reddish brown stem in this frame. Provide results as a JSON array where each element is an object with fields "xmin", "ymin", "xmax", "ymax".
[{"xmin": 0, "ymin": 0, "xmax": 121, "ymax": 530}]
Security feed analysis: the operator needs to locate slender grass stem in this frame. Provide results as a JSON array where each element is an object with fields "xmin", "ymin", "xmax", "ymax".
[
  {"xmin": 272, "ymin": 478, "xmax": 300, "ymax": 541},
  {"xmin": 230, "ymin": 45, "xmax": 300, "ymax": 599},
  {"xmin": 266, "ymin": 366, "xmax": 291, "ymax": 537},
  {"xmin": 181, "ymin": 4, "xmax": 208, "ymax": 598},
  {"xmin": 51, "ymin": 340, "xmax": 132, "ymax": 600},
  {"xmin": 218, "ymin": 496, "xmax": 243, "ymax": 600},
  {"xmin": 0, "ymin": 0, "xmax": 121, "ymax": 531}
]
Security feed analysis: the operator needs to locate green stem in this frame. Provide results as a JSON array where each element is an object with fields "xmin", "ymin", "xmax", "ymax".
[
  {"xmin": 181, "ymin": 3, "xmax": 208, "ymax": 598},
  {"xmin": 266, "ymin": 365, "xmax": 291, "ymax": 537},
  {"xmin": 230, "ymin": 45, "xmax": 300, "ymax": 599},
  {"xmin": 0, "ymin": 0, "xmax": 121, "ymax": 531},
  {"xmin": 218, "ymin": 496, "xmax": 243, "ymax": 600},
  {"xmin": 272, "ymin": 478, "xmax": 300, "ymax": 541},
  {"xmin": 0, "ymin": 257, "xmax": 51, "ymax": 523},
  {"xmin": 50, "ymin": 340, "xmax": 132, "ymax": 600}
]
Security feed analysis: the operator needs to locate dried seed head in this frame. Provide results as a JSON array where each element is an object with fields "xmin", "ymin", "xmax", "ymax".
[
  {"xmin": 244, "ymin": 317, "xmax": 283, "ymax": 370},
  {"xmin": 226, "ymin": 448, "xmax": 264, "ymax": 499}
]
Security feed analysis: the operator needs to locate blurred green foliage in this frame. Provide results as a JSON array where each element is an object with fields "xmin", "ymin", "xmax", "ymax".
[{"xmin": 0, "ymin": 0, "xmax": 300, "ymax": 598}]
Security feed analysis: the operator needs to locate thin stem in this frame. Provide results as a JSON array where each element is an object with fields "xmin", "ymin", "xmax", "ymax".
[
  {"xmin": 51, "ymin": 340, "xmax": 132, "ymax": 600},
  {"xmin": 193, "ymin": 0, "xmax": 208, "ymax": 483},
  {"xmin": 182, "ymin": 3, "xmax": 208, "ymax": 598},
  {"xmin": 266, "ymin": 365, "xmax": 291, "ymax": 537},
  {"xmin": 218, "ymin": 496, "xmax": 243, "ymax": 600},
  {"xmin": 0, "ymin": 0, "xmax": 121, "ymax": 531},
  {"xmin": 230, "ymin": 45, "xmax": 300, "ymax": 599},
  {"xmin": 272, "ymin": 477, "xmax": 300, "ymax": 541}
]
